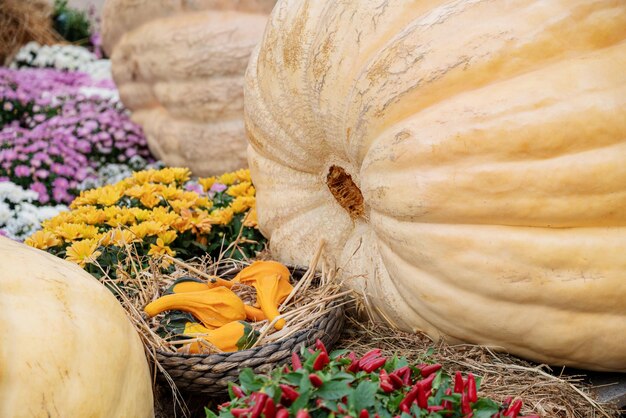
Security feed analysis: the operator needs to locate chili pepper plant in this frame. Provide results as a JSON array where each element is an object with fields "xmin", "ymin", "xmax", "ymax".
[{"xmin": 206, "ymin": 340, "xmax": 540, "ymax": 418}]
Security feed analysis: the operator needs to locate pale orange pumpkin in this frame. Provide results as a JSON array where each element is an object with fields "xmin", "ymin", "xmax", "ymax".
[
  {"xmin": 102, "ymin": 0, "xmax": 275, "ymax": 176},
  {"xmin": 0, "ymin": 237, "xmax": 154, "ymax": 417},
  {"xmin": 245, "ymin": 0, "xmax": 626, "ymax": 371}
]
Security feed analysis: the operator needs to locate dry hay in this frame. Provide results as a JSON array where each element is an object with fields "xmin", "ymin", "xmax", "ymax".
[
  {"xmin": 339, "ymin": 318, "xmax": 622, "ymax": 418},
  {"xmin": 0, "ymin": 0, "xmax": 62, "ymax": 64}
]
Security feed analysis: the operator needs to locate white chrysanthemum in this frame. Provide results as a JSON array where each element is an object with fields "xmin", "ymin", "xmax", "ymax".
[{"xmin": 0, "ymin": 202, "xmax": 11, "ymax": 225}]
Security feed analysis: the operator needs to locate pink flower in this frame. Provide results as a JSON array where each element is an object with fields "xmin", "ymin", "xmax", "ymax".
[
  {"xmin": 14, "ymin": 165, "xmax": 30, "ymax": 177},
  {"xmin": 30, "ymin": 182, "xmax": 49, "ymax": 204}
]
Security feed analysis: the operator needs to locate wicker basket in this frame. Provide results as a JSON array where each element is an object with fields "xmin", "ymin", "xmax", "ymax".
[{"xmin": 155, "ymin": 266, "xmax": 345, "ymax": 395}]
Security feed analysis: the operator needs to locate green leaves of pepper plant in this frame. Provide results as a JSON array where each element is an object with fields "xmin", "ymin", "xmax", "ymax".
[{"xmin": 207, "ymin": 342, "xmax": 535, "ymax": 418}]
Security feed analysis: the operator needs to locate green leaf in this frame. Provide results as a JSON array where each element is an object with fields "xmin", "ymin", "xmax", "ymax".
[
  {"xmin": 238, "ymin": 368, "xmax": 264, "ymax": 392},
  {"xmin": 204, "ymin": 407, "xmax": 219, "ymax": 418},
  {"xmin": 316, "ymin": 380, "xmax": 352, "ymax": 401},
  {"xmin": 236, "ymin": 321, "xmax": 259, "ymax": 350},
  {"xmin": 349, "ymin": 380, "xmax": 378, "ymax": 412},
  {"xmin": 471, "ymin": 398, "xmax": 500, "ymax": 418},
  {"xmin": 289, "ymin": 372, "xmax": 313, "ymax": 412}
]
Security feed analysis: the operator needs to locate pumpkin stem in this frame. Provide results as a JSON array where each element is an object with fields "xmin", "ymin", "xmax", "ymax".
[{"xmin": 326, "ymin": 165, "xmax": 364, "ymax": 218}]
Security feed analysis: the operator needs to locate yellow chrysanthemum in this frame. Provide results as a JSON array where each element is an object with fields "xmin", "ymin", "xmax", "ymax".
[
  {"xmin": 131, "ymin": 170, "xmax": 153, "ymax": 185},
  {"xmin": 74, "ymin": 208, "xmax": 107, "ymax": 225},
  {"xmin": 169, "ymin": 199, "xmax": 196, "ymax": 213},
  {"xmin": 209, "ymin": 207, "xmax": 234, "ymax": 225},
  {"xmin": 105, "ymin": 208, "xmax": 137, "ymax": 227},
  {"xmin": 226, "ymin": 181, "xmax": 254, "ymax": 198},
  {"xmin": 65, "ymin": 239, "xmax": 102, "ymax": 267},
  {"xmin": 218, "ymin": 172, "xmax": 238, "ymax": 186},
  {"xmin": 234, "ymin": 169, "xmax": 251, "ymax": 183},
  {"xmin": 25, "ymin": 230, "xmax": 61, "ymax": 250},
  {"xmin": 55, "ymin": 224, "xmax": 100, "ymax": 241},
  {"xmin": 243, "ymin": 208, "xmax": 258, "ymax": 228},
  {"xmin": 198, "ymin": 177, "xmax": 216, "ymax": 192},
  {"xmin": 125, "ymin": 184, "xmax": 163, "ymax": 208},
  {"xmin": 160, "ymin": 185, "xmax": 185, "ymax": 201},
  {"xmin": 149, "ymin": 207, "xmax": 179, "ymax": 226},
  {"xmin": 129, "ymin": 221, "xmax": 167, "ymax": 239},
  {"xmin": 41, "ymin": 211, "xmax": 74, "ymax": 229},
  {"xmin": 151, "ymin": 167, "xmax": 191, "ymax": 184},
  {"xmin": 230, "ymin": 196, "xmax": 255, "ymax": 214},
  {"xmin": 148, "ymin": 238, "xmax": 176, "ymax": 257},
  {"xmin": 100, "ymin": 228, "xmax": 138, "ymax": 247},
  {"xmin": 158, "ymin": 230, "xmax": 177, "ymax": 245},
  {"xmin": 95, "ymin": 184, "xmax": 125, "ymax": 206}
]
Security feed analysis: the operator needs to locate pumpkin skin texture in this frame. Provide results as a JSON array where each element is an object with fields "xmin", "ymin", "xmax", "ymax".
[
  {"xmin": 0, "ymin": 238, "xmax": 154, "ymax": 417},
  {"xmin": 244, "ymin": 0, "xmax": 626, "ymax": 371},
  {"xmin": 101, "ymin": 0, "xmax": 275, "ymax": 176}
]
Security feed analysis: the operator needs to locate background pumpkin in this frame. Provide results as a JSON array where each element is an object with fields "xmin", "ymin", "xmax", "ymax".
[
  {"xmin": 0, "ymin": 237, "xmax": 154, "ymax": 417},
  {"xmin": 101, "ymin": 0, "xmax": 275, "ymax": 176},
  {"xmin": 244, "ymin": 0, "xmax": 626, "ymax": 371}
]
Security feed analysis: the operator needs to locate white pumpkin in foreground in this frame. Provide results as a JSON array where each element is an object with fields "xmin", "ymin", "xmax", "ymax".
[
  {"xmin": 0, "ymin": 237, "xmax": 154, "ymax": 417},
  {"xmin": 245, "ymin": 0, "xmax": 626, "ymax": 371}
]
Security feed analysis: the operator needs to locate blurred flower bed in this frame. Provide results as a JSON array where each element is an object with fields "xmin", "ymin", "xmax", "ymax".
[{"xmin": 0, "ymin": 44, "xmax": 157, "ymax": 239}]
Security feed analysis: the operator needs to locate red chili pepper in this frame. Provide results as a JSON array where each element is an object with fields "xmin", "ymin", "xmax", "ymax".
[
  {"xmin": 420, "ymin": 373, "xmax": 437, "ymax": 390},
  {"xmin": 417, "ymin": 383, "xmax": 428, "ymax": 408},
  {"xmin": 503, "ymin": 396, "xmax": 513, "ymax": 407},
  {"xmin": 467, "ymin": 373, "xmax": 477, "ymax": 403},
  {"xmin": 309, "ymin": 373, "xmax": 323, "ymax": 387},
  {"xmin": 218, "ymin": 402, "xmax": 231, "ymax": 410},
  {"xmin": 296, "ymin": 410, "xmax": 311, "ymax": 418},
  {"xmin": 454, "ymin": 371, "xmax": 465, "ymax": 394},
  {"xmin": 461, "ymin": 392, "xmax": 472, "ymax": 414},
  {"xmin": 276, "ymin": 408, "xmax": 289, "ymax": 418},
  {"xmin": 359, "ymin": 409, "xmax": 370, "ymax": 418},
  {"xmin": 399, "ymin": 403, "xmax": 410, "ymax": 414},
  {"xmin": 427, "ymin": 405, "xmax": 444, "ymax": 413},
  {"xmin": 419, "ymin": 364, "xmax": 442, "ymax": 378},
  {"xmin": 231, "ymin": 385, "xmax": 246, "ymax": 399},
  {"xmin": 291, "ymin": 352, "xmax": 302, "ymax": 370},
  {"xmin": 279, "ymin": 384, "xmax": 300, "ymax": 402},
  {"xmin": 250, "ymin": 393, "xmax": 268, "ymax": 418},
  {"xmin": 230, "ymin": 408, "xmax": 251, "ymax": 417},
  {"xmin": 380, "ymin": 380, "xmax": 395, "ymax": 393},
  {"xmin": 315, "ymin": 339, "xmax": 328, "ymax": 355},
  {"xmin": 348, "ymin": 358, "xmax": 360, "ymax": 373},
  {"xmin": 262, "ymin": 398, "xmax": 276, "ymax": 418},
  {"xmin": 379, "ymin": 369, "xmax": 395, "ymax": 392},
  {"xmin": 388, "ymin": 373, "xmax": 404, "ymax": 389},
  {"xmin": 504, "ymin": 399, "xmax": 522, "ymax": 418},
  {"xmin": 358, "ymin": 349, "xmax": 382, "ymax": 366},
  {"xmin": 398, "ymin": 384, "xmax": 420, "ymax": 412},
  {"xmin": 313, "ymin": 352, "xmax": 330, "ymax": 371},
  {"xmin": 445, "ymin": 388, "xmax": 452, "ymax": 395},
  {"xmin": 441, "ymin": 398, "xmax": 452, "ymax": 412},
  {"xmin": 362, "ymin": 357, "xmax": 387, "ymax": 373}
]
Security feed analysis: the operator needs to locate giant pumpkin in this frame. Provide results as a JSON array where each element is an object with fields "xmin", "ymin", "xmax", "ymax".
[
  {"xmin": 244, "ymin": 0, "xmax": 626, "ymax": 371},
  {"xmin": 102, "ymin": 0, "xmax": 275, "ymax": 176},
  {"xmin": 0, "ymin": 237, "xmax": 154, "ymax": 417}
]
